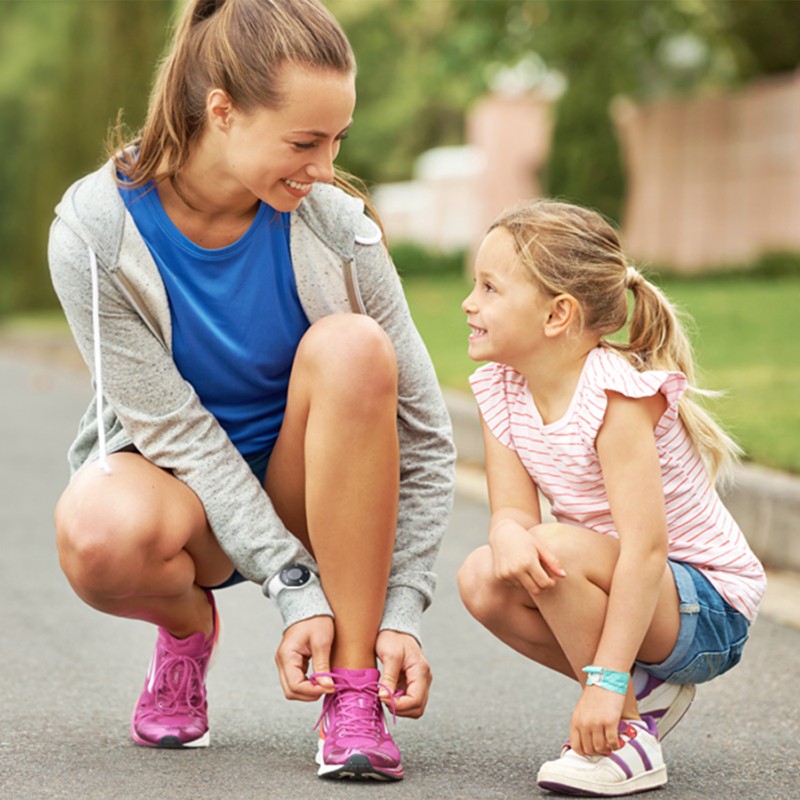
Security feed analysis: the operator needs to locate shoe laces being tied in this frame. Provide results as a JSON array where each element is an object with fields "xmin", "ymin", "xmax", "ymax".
[
  {"xmin": 151, "ymin": 651, "xmax": 208, "ymax": 715},
  {"xmin": 311, "ymin": 671, "xmax": 402, "ymax": 738}
]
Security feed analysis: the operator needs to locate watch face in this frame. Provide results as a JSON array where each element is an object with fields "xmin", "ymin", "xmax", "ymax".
[{"xmin": 280, "ymin": 564, "xmax": 311, "ymax": 587}]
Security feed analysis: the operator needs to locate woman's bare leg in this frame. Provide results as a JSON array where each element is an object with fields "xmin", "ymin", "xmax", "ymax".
[
  {"xmin": 266, "ymin": 314, "xmax": 399, "ymax": 669},
  {"xmin": 55, "ymin": 452, "xmax": 234, "ymax": 638}
]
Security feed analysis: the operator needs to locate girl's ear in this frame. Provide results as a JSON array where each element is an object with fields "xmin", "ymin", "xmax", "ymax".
[{"xmin": 544, "ymin": 294, "xmax": 579, "ymax": 337}]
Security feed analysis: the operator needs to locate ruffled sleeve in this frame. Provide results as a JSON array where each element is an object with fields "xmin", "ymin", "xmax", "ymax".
[
  {"xmin": 578, "ymin": 348, "xmax": 688, "ymax": 445},
  {"xmin": 469, "ymin": 362, "xmax": 528, "ymax": 448}
]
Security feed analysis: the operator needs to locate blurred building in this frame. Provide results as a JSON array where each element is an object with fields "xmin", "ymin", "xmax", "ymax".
[
  {"xmin": 375, "ymin": 71, "xmax": 800, "ymax": 273},
  {"xmin": 373, "ymin": 90, "xmax": 554, "ymax": 259},
  {"xmin": 615, "ymin": 70, "xmax": 800, "ymax": 272}
]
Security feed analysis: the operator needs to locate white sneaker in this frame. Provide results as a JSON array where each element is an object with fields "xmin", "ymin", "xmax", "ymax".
[
  {"xmin": 635, "ymin": 670, "xmax": 695, "ymax": 740},
  {"xmin": 537, "ymin": 718, "xmax": 667, "ymax": 797}
]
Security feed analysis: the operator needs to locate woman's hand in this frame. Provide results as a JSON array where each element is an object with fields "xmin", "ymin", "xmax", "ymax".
[
  {"xmin": 375, "ymin": 630, "xmax": 432, "ymax": 718},
  {"xmin": 489, "ymin": 519, "xmax": 565, "ymax": 596},
  {"xmin": 569, "ymin": 685, "xmax": 627, "ymax": 756},
  {"xmin": 274, "ymin": 615, "xmax": 335, "ymax": 701}
]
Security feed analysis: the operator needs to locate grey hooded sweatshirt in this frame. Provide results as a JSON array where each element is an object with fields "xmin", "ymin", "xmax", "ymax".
[{"xmin": 48, "ymin": 160, "xmax": 456, "ymax": 641}]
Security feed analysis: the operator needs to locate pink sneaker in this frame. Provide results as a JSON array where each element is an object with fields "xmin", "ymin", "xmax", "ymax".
[
  {"xmin": 312, "ymin": 667, "xmax": 403, "ymax": 781},
  {"xmin": 130, "ymin": 591, "xmax": 219, "ymax": 748}
]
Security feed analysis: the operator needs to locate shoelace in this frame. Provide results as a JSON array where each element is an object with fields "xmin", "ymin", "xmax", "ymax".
[
  {"xmin": 310, "ymin": 672, "xmax": 401, "ymax": 738},
  {"xmin": 152, "ymin": 653, "xmax": 207, "ymax": 715}
]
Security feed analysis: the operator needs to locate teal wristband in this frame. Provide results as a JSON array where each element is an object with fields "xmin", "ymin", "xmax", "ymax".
[{"xmin": 582, "ymin": 665, "xmax": 630, "ymax": 695}]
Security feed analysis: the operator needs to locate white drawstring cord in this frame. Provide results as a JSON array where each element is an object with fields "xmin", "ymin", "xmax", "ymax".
[{"xmin": 88, "ymin": 247, "xmax": 111, "ymax": 474}]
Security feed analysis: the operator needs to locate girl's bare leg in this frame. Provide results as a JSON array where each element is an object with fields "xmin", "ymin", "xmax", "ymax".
[
  {"xmin": 266, "ymin": 314, "xmax": 399, "ymax": 669},
  {"xmin": 458, "ymin": 545, "xmax": 575, "ymax": 678},
  {"xmin": 459, "ymin": 525, "xmax": 682, "ymax": 717}
]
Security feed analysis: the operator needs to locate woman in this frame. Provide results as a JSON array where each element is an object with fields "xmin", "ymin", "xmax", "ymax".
[{"xmin": 49, "ymin": 0, "xmax": 454, "ymax": 782}]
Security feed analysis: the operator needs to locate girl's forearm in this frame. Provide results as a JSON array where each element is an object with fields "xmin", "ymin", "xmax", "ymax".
[{"xmin": 591, "ymin": 546, "xmax": 667, "ymax": 676}]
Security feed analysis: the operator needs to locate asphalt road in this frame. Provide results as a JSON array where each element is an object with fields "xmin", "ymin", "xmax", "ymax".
[{"xmin": 2, "ymin": 350, "xmax": 799, "ymax": 800}]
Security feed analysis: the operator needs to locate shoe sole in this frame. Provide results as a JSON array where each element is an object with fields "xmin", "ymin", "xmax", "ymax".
[
  {"xmin": 316, "ymin": 743, "xmax": 403, "ymax": 781},
  {"xmin": 537, "ymin": 764, "xmax": 667, "ymax": 796},
  {"xmin": 131, "ymin": 730, "xmax": 210, "ymax": 749}
]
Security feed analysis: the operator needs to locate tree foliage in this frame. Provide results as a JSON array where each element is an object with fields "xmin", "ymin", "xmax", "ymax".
[
  {"xmin": 2, "ymin": 0, "xmax": 798, "ymax": 312},
  {"xmin": 0, "ymin": 0, "xmax": 174, "ymax": 314}
]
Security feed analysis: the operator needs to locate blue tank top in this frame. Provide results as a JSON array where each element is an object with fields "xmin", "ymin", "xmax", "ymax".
[{"xmin": 119, "ymin": 182, "xmax": 309, "ymax": 456}]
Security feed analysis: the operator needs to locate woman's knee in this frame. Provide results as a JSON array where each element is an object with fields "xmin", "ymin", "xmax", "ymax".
[
  {"xmin": 55, "ymin": 476, "xmax": 166, "ymax": 598},
  {"xmin": 298, "ymin": 314, "xmax": 397, "ymax": 404}
]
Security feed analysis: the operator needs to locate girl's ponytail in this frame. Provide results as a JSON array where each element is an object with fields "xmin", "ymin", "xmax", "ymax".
[
  {"xmin": 621, "ymin": 270, "xmax": 693, "ymax": 376},
  {"xmin": 611, "ymin": 270, "xmax": 742, "ymax": 484}
]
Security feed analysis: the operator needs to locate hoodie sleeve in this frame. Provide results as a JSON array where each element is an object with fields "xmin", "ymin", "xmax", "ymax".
[
  {"xmin": 48, "ymin": 212, "xmax": 333, "ymax": 628},
  {"xmin": 350, "ymin": 225, "xmax": 457, "ymax": 641}
]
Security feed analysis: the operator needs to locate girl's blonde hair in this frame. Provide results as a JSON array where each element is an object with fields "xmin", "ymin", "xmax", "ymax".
[
  {"xmin": 490, "ymin": 199, "xmax": 741, "ymax": 483},
  {"xmin": 112, "ymin": 0, "xmax": 376, "ymax": 217}
]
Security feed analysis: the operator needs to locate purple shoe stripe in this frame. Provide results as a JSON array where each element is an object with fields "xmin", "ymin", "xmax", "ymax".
[
  {"xmin": 539, "ymin": 781, "xmax": 598, "ymax": 795},
  {"xmin": 636, "ymin": 673, "xmax": 664, "ymax": 701},
  {"xmin": 609, "ymin": 752, "xmax": 633, "ymax": 779},
  {"xmin": 639, "ymin": 716, "xmax": 659, "ymax": 737},
  {"xmin": 628, "ymin": 738, "xmax": 653, "ymax": 771}
]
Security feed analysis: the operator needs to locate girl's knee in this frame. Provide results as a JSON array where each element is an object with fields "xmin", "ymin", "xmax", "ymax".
[
  {"xmin": 529, "ymin": 521, "xmax": 571, "ymax": 551},
  {"xmin": 532, "ymin": 521, "xmax": 602, "ymax": 559},
  {"xmin": 530, "ymin": 521, "xmax": 619, "ymax": 581},
  {"xmin": 458, "ymin": 546, "xmax": 503, "ymax": 621}
]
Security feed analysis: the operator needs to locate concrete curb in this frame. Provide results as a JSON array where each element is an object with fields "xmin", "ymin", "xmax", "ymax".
[{"xmin": 443, "ymin": 388, "xmax": 800, "ymax": 574}]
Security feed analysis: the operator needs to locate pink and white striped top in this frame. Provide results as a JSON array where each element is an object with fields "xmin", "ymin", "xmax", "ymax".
[{"xmin": 470, "ymin": 346, "xmax": 765, "ymax": 621}]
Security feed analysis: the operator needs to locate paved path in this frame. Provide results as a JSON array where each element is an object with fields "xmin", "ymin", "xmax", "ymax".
[{"xmin": 2, "ymin": 352, "xmax": 799, "ymax": 799}]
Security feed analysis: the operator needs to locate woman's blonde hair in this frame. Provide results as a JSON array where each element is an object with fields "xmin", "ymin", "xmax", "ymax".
[
  {"xmin": 490, "ymin": 199, "xmax": 742, "ymax": 483},
  {"xmin": 112, "ymin": 0, "xmax": 375, "ymax": 215}
]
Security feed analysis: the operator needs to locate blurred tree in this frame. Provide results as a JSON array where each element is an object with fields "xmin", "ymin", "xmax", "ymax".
[
  {"xmin": 328, "ymin": 0, "xmax": 519, "ymax": 184},
  {"xmin": 717, "ymin": 0, "xmax": 800, "ymax": 77},
  {"xmin": 4, "ymin": 0, "xmax": 799, "ymax": 312},
  {"xmin": 0, "ymin": 0, "xmax": 174, "ymax": 314},
  {"xmin": 529, "ymin": 0, "xmax": 698, "ymax": 221},
  {"xmin": 333, "ymin": 0, "xmax": 800, "ymax": 222}
]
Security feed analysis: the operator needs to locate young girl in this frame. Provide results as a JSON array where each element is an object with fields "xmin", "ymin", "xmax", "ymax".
[
  {"xmin": 48, "ymin": 0, "xmax": 454, "ymax": 782},
  {"xmin": 458, "ymin": 200, "xmax": 765, "ymax": 796}
]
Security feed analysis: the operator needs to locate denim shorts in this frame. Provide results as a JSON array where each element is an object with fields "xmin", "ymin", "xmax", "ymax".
[
  {"xmin": 203, "ymin": 447, "xmax": 272, "ymax": 591},
  {"xmin": 635, "ymin": 560, "xmax": 750, "ymax": 685}
]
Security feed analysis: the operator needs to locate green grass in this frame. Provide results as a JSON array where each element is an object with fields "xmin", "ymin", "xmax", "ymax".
[
  {"xmin": 6, "ymin": 274, "xmax": 799, "ymax": 473},
  {"xmin": 403, "ymin": 271, "xmax": 800, "ymax": 474}
]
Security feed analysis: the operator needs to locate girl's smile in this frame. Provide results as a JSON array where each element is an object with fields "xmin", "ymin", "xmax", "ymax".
[{"xmin": 462, "ymin": 227, "xmax": 551, "ymax": 370}]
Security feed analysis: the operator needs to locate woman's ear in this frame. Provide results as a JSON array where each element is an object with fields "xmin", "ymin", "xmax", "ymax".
[
  {"xmin": 544, "ymin": 294, "xmax": 579, "ymax": 337},
  {"xmin": 207, "ymin": 88, "xmax": 235, "ymax": 130}
]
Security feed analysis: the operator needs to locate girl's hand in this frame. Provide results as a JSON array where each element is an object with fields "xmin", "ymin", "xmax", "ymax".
[
  {"xmin": 489, "ymin": 519, "xmax": 565, "ymax": 596},
  {"xmin": 375, "ymin": 630, "xmax": 432, "ymax": 718},
  {"xmin": 569, "ymin": 685, "xmax": 627, "ymax": 756},
  {"xmin": 274, "ymin": 615, "xmax": 335, "ymax": 701}
]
